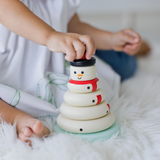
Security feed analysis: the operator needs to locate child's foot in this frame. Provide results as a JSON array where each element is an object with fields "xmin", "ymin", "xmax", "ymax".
[
  {"xmin": 0, "ymin": 99, "xmax": 50, "ymax": 145},
  {"xmin": 15, "ymin": 114, "xmax": 50, "ymax": 144}
]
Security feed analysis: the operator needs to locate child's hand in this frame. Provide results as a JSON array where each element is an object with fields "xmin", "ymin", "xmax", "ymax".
[
  {"xmin": 46, "ymin": 31, "xmax": 96, "ymax": 61},
  {"xmin": 109, "ymin": 28, "xmax": 141, "ymax": 55}
]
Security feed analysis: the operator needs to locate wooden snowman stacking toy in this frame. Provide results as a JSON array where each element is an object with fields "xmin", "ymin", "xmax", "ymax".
[{"xmin": 54, "ymin": 55, "xmax": 119, "ymax": 142}]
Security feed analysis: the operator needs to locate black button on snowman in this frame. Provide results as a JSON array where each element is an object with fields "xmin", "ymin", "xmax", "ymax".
[{"xmin": 57, "ymin": 55, "xmax": 115, "ymax": 134}]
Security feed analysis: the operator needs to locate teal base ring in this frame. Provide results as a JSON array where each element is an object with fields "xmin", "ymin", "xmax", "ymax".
[{"xmin": 53, "ymin": 121, "xmax": 119, "ymax": 142}]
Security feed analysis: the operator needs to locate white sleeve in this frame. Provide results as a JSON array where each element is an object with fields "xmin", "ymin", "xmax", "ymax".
[
  {"xmin": 67, "ymin": 0, "xmax": 81, "ymax": 22},
  {"xmin": 0, "ymin": 84, "xmax": 60, "ymax": 118}
]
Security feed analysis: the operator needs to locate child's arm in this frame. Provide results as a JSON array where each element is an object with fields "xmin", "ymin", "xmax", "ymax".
[
  {"xmin": 0, "ymin": 0, "xmax": 95, "ymax": 61},
  {"xmin": 0, "ymin": 0, "xmax": 54, "ymax": 46},
  {"xmin": 68, "ymin": 14, "xmax": 141, "ymax": 55}
]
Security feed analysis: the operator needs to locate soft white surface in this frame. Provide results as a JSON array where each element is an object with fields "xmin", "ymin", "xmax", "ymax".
[{"xmin": 0, "ymin": 43, "xmax": 160, "ymax": 160}]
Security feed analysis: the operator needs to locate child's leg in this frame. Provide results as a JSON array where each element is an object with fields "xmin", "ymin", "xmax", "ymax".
[
  {"xmin": 0, "ymin": 99, "xmax": 50, "ymax": 144},
  {"xmin": 95, "ymin": 50, "xmax": 137, "ymax": 81}
]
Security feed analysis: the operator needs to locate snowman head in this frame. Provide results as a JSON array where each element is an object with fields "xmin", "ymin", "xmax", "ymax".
[
  {"xmin": 70, "ymin": 65, "xmax": 96, "ymax": 81},
  {"xmin": 70, "ymin": 57, "xmax": 96, "ymax": 81}
]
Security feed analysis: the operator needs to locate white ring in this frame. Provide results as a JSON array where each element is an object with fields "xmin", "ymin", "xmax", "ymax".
[
  {"xmin": 64, "ymin": 89, "xmax": 105, "ymax": 107},
  {"xmin": 60, "ymin": 100, "xmax": 110, "ymax": 120},
  {"xmin": 57, "ymin": 112, "xmax": 115, "ymax": 133}
]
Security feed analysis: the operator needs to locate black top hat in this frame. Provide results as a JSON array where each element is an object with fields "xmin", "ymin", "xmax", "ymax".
[{"xmin": 70, "ymin": 56, "xmax": 96, "ymax": 67}]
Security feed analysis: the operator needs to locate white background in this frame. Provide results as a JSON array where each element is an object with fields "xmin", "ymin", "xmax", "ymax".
[
  {"xmin": 78, "ymin": 0, "xmax": 160, "ymax": 13},
  {"xmin": 77, "ymin": 0, "xmax": 160, "ymax": 41}
]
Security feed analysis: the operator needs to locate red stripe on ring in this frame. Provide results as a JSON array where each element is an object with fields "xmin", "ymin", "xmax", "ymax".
[
  {"xmin": 69, "ymin": 78, "xmax": 99, "ymax": 92},
  {"xmin": 96, "ymin": 94, "xmax": 102, "ymax": 104},
  {"xmin": 107, "ymin": 103, "xmax": 110, "ymax": 110}
]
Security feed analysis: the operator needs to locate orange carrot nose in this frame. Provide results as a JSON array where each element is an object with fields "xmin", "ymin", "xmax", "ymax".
[{"xmin": 78, "ymin": 74, "xmax": 83, "ymax": 77}]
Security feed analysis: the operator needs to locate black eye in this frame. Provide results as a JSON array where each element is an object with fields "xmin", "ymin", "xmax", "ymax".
[
  {"xmin": 81, "ymin": 71, "xmax": 84, "ymax": 74},
  {"xmin": 80, "ymin": 128, "xmax": 83, "ymax": 131},
  {"xmin": 92, "ymin": 100, "xmax": 95, "ymax": 103},
  {"xmin": 87, "ymin": 86, "xmax": 90, "ymax": 90},
  {"xmin": 74, "ymin": 71, "xmax": 76, "ymax": 74}
]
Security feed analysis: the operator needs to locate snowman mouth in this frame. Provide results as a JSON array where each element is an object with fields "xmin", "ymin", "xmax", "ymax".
[{"xmin": 77, "ymin": 77, "xmax": 82, "ymax": 80}]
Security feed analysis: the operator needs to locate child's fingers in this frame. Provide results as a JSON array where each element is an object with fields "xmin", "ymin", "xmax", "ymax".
[
  {"xmin": 121, "ymin": 32, "xmax": 138, "ymax": 44},
  {"xmin": 65, "ymin": 45, "xmax": 77, "ymax": 61},
  {"xmin": 123, "ymin": 29, "xmax": 141, "ymax": 43},
  {"xmin": 124, "ymin": 43, "xmax": 140, "ymax": 55},
  {"xmin": 123, "ymin": 28, "xmax": 139, "ymax": 37},
  {"xmin": 125, "ymin": 43, "xmax": 140, "ymax": 50},
  {"xmin": 79, "ymin": 35, "xmax": 96, "ymax": 60},
  {"xmin": 124, "ymin": 48, "xmax": 134, "ymax": 55},
  {"xmin": 73, "ymin": 40, "xmax": 86, "ymax": 59},
  {"xmin": 124, "ymin": 46, "xmax": 135, "ymax": 55},
  {"xmin": 124, "ymin": 48, "xmax": 138, "ymax": 55}
]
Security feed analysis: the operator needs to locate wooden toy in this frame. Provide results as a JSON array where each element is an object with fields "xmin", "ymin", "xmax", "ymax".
[
  {"xmin": 64, "ymin": 89, "xmax": 105, "ymax": 106},
  {"xmin": 54, "ymin": 55, "xmax": 119, "ymax": 142},
  {"xmin": 70, "ymin": 65, "xmax": 96, "ymax": 81},
  {"xmin": 68, "ymin": 78, "xmax": 100, "ymax": 93},
  {"xmin": 54, "ymin": 121, "xmax": 118, "ymax": 142},
  {"xmin": 60, "ymin": 100, "xmax": 110, "ymax": 120},
  {"xmin": 57, "ymin": 112, "xmax": 115, "ymax": 133}
]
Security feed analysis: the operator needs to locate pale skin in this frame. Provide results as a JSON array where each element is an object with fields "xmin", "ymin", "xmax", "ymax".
[{"xmin": 0, "ymin": 0, "xmax": 141, "ymax": 144}]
